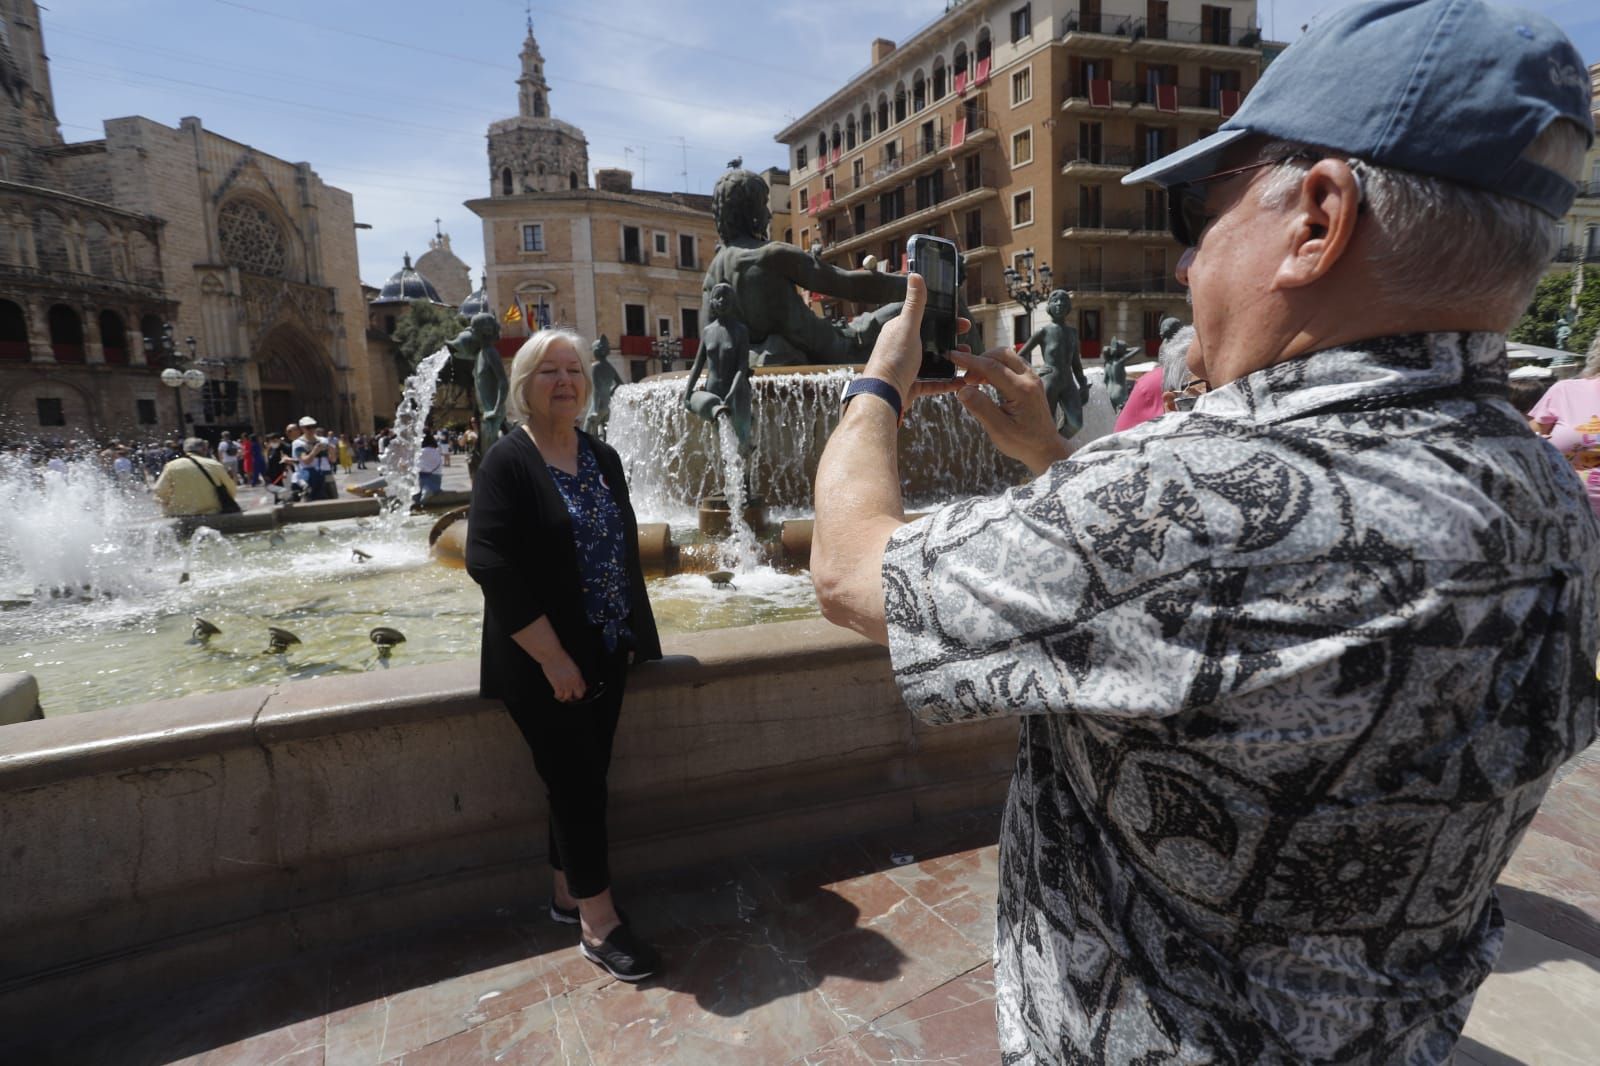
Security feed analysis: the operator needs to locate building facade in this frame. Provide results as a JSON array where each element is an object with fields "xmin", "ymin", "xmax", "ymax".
[
  {"xmin": 0, "ymin": 0, "xmax": 375, "ymax": 442},
  {"xmin": 776, "ymin": 0, "xmax": 1266, "ymax": 357},
  {"xmin": 1549, "ymin": 62, "xmax": 1600, "ymax": 274},
  {"xmin": 467, "ymin": 24, "xmax": 720, "ymax": 380}
]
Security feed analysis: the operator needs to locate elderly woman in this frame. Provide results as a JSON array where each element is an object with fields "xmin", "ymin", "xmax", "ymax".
[
  {"xmin": 465, "ymin": 329, "xmax": 662, "ymax": 981},
  {"xmin": 1528, "ymin": 345, "xmax": 1600, "ymax": 520}
]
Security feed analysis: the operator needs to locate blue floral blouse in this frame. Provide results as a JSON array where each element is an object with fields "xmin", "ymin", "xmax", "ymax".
[{"xmin": 548, "ymin": 436, "xmax": 632, "ymax": 651}]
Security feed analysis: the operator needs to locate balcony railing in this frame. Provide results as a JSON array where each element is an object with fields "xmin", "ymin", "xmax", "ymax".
[
  {"xmin": 1062, "ymin": 11, "xmax": 1262, "ymax": 48},
  {"xmin": 1552, "ymin": 244, "xmax": 1600, "ymax": 264},
  {"xmin": 1576, "ymin": 181, "xmax": 1600, "ymax": 200},
  {"xmin": 1064, "ymin": 79, "xmax": 1238, "ymax": 114},
  {"xmin": 1060, "ymin": 209, "xmax": 1168, "ymax": 232},
  {"xmin": 1063, "ymin": 273, "xmax": 1183, "ymax": 294},
  {"xmin": 962, "ymin": 226, "xmax": 1000, "ymax": 251},
  {"xmin": 1062, "ymin": 143, "xmax": 1137, "ymax": 168}
]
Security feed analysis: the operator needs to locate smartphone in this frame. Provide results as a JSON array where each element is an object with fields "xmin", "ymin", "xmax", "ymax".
[{"xmin": 907, "ymin": 234, "xmax": 960, "ymax": 379}]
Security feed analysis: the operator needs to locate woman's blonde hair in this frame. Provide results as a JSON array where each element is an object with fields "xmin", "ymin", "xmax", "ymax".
[{"xmin": 507, "ymin": 328, "xmax": 591, "ymax": 423}]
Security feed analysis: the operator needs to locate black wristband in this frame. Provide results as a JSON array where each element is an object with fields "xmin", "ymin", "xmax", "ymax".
[{"xmin": 841, "ymin": 376, "xmax": 903, "ymax": 422}]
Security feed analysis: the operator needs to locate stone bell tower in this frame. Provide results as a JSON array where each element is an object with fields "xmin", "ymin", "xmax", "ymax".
[
  {"xmin": 0, "ymin": 0, "xmax": 63, "ymax": 179},
  {"xmin": 486, "ymin": 20, "xmax": 590, "ymax": 197}
]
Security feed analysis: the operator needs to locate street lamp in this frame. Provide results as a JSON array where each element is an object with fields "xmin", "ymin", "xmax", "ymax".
[{"xmin": 1003, "ymin": 250, "xmax": 1053, "ymax": 339}]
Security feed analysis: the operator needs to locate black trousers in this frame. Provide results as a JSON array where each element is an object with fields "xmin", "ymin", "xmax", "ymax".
[{"xmin": 505, "ymin": 646, "xmax": 628, "ymax": 899}]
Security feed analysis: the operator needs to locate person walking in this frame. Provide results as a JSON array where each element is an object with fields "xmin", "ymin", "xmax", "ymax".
[
  {"xmin": 465, "ymin": 329, "xmax": 663, "ymax": 982},
  {"xmin": 811, "ymin": 2, "xmax": 1597, "ymax": 1061}
]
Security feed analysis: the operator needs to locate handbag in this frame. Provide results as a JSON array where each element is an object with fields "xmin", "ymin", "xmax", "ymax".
[{"xmin": 183, "ymin": 454, "xmax": 243, "ymax": 514}]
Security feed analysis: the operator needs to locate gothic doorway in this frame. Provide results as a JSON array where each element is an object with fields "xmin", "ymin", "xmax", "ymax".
[{"xmin": 255, "ymin": 322, "xmax": 338, "ymax": 435}]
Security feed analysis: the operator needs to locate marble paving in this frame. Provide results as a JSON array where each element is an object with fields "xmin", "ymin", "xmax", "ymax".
[{"xmin": 10, "ymin": 748, "xmax": 1600, "ymax": 1066}]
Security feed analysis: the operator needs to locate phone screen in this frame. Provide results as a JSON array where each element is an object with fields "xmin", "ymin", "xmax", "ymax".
[{"xmin": 909, "ymin": 235, "xmax": 959, "ymax": 378}]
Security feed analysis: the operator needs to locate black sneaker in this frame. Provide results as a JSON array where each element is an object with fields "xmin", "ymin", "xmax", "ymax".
[
  {"xmin": 580, "ymin": 924, "xmax": 661, "ymax": 982},
  {"xmin": 548, "ymin": 898, "xmax": 580, "ymax": 925}
]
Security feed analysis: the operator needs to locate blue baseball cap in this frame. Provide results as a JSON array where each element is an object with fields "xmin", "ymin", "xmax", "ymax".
[{"xmin": 1123, "ymin": 0, "xmax": 1594, "ymax": 219}]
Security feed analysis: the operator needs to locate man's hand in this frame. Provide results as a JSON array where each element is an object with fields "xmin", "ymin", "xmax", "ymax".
[
  {"xmin": 950, "ymin": 348, "xmax": 1072, "ymax": 475},
  {"xmin": 861, "ymin": 272, "xmax": 929, "ymax": 403}
]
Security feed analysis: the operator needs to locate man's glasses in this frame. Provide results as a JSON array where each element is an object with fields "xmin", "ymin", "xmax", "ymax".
[{"xmin": 1167, "ymin": 152, "xmax": 1328, "ymax": 247}]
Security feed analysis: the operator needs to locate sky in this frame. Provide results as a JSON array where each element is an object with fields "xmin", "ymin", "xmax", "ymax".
[{"xmin": 45, "ymin": 0, "xmax": 1600, "ymax": 290}]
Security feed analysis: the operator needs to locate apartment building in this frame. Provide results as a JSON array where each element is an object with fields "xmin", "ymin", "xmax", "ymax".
[
  {"xmin": 1549, "ymin": 62, "xmax": 1600, "ymax": 273},
  {"xmin": 775, "ymin": 0, "xmax": 1267, "ymax": 357}
]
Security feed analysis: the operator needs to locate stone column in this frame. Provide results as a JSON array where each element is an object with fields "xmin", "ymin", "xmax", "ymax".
[
  {"xmin": 82, "ymin": 305, "xmax": 104, "ymax": 364},
  {"xmin": 127, "ymin": 321, "xmax": 147, "ymax": 367},
  {"xmin": 25, "ymin": 295, "xmax": 53, "ymax": 362}
]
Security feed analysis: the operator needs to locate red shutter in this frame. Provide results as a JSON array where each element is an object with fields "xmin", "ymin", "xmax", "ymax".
[
  {"xmin": 1219, "ymin": 89, "xmax": 1241, "ymax": 117},
  {"xmin": 975, "ymin": 57, "xmax": 991, "ymax": 86},
  {"xmin": 955, "ymin": 70, "xmax": 969, "ymax": 94},
  {"xmin": 951, "ymin": 116, "xmax": 968, "ymax": 147},
  {"xmin": 1089, "ymin": 79, "xmax": 1112, "ymax": 107},
  {"xmin": 1156, "ymin": 84, "xmax": 1178, "ymax": 112}
]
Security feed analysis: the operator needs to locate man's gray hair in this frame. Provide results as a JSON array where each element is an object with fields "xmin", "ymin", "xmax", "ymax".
[
  {"xmin": 183, "ymin": 437, "xmax": 208, "ymax": 456},
  {"xmin": 1253, "ymin": 122, "xmax": 1588, "ymax": 319},
  {"xmin": 1159, "ymin": 325, "xmax": 1197, "ymax": 390}
]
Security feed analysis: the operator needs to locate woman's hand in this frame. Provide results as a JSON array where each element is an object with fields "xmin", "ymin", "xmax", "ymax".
[
  {"xmin": 540, "ymin": 649, "xmax": 587, "ymax": 702},
  {"xmin": 949, "ymin": 347, "xmax": 1072, "ymax": 475}
]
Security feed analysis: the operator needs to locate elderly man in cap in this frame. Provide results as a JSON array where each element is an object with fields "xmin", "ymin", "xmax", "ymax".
[
  {"xmin": 292, "ymin": 415, "xmax": 337, "ymax": 501},
  {"xmin": 152, "ymin": 437, "xmax": 237, "ymax": 517},
  {"xmin": 811, "ymin": 1, "xmax": 1598, "ymax": 1062}
]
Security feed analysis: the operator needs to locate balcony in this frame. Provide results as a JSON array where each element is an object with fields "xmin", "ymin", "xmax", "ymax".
[
  {"xmin": 1576, "ymin": 181, "xmax": 1600, "ymax": 201},
  {"xmin": 1060, "ymin": 208, "xmax": 1167, "ymax": 237},
  {"xmin": 1061, "ymin": 79, "xmax": 1240, "ymax": 118},
  {"xmin": 1061, "ymin": 10, "xmax": 1262, "ymax": 56},
  {"xmin": 819, "ymin": 109, "xmax": 997, "ymax": 218},
  {"xmin": 1552, "ymin": 244, "xmax": 1600, "ymax": 264},
  {"xmin": 1061, "ymin": 143, "xmax": 1137, "ymax": 173},
  {"xmin": 962, "ymin": 226, "xmax": 1001, "ymax": 262},
  {"xmin": 1063, "ymin": 272, "xmax": 1185, "ymax": 297},
  {"xmin": 821, "ymin": 176, "xmax": 999, "ymax": 260}
]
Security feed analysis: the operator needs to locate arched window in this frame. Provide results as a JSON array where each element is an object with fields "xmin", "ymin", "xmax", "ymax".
[
  {"xmin": 501, "ymin": 167, "xmax": 513, "ymax": 195},
  {"xmin": 860, "ymin": 105, "xmax": 872, "ymax": 140},
  {"xmin": 977, "ymin": 28, "xmax": 992, "ymax": 63},
  {"xmin": 48, "ymin": 304, "xmax": 84, "ymax": 362},
  {"xmin": 954, "ymin": 42, "xmax": 969, "ymax": 78},
  {"xmin": 831, "ymin": 123, "xmax": 841, "ymax": 152},
  {"xmin": 217, "ymin": 199, "xmax": 288, "ymax": 278},
  {"xmin": 894, "ymin": 83, "xmax": 907, "ymax": 124},
  {"xmin": 877, "ymin": 94, "xmax": 889, "ymax": 133},
  {"xmin": 845, "ymin": 114, "xmax": 857, "ymax": 150},
  {"xmin": 912, "ymin": 71, "xmax": 926, "ymax": 112},
  {"xmin": 817, "ymin": 132, "xmax": 827, "ymax": 160},
  {"xmin": 99, "ymin": 310, "xmax": 127, "ymax": 364},
  {"xmin": 569, "ymin": 171, "xmax": 579, "ymax": 189},
  {"xmin": 933, "ymin": 57, "xmax": 947, "ymax": 99},
  {"xmin": 0, "ymin": 298, "xmax": 27, "ymax": 360}
]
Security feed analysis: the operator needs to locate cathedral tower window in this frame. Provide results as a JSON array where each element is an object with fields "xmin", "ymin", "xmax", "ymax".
[{"xmin": 501, "ymin": 168, "xmax": 513, "ymax": 195}]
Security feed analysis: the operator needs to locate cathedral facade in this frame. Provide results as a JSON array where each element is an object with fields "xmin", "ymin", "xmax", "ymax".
[{"xmin": 0, "ymin": 0, "xmax": 375, "ymax": 442}]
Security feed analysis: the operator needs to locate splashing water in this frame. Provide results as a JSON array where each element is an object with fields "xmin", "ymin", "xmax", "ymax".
[
  {"xmin": 0, "ymin": 453, "xmax": 182, "ymax": 600},
  {"xmin": 607, "ymin": 367, "xmax": 1119, "ymax": 525},
  {"xmin": 715, "ymin": 417, "xmax": 761, "ymax": 572},
  {"xmin": 376, "ymin": 347, "xmax": 453, "ymax": 534}
]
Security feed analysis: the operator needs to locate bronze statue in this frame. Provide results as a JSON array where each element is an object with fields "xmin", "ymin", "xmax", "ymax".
[
  {"xmin": 701, "ymin": 167, "xmax": 908, "ymax": 365},
  {"xmin": 685, "ymin": 283, "xmax": 753, "ymax": 461},
  {"xmin": 1103, "ymin": 338, "xmax": 1134, "ymax": 411},
  {"xmin": 1019, "ymin": 290, "xmax": 1092, "ymax": 436},
  {"xmin": 586, "ymin": 334, "xmax": 624, "ymax": 437},
  {"xmin": 448, "ymin": 312, "xmax": 507, "ymax": 455},
  {"xmin": 1556, "ymin": 307, "xmax": 1576, "ymax": 351}
]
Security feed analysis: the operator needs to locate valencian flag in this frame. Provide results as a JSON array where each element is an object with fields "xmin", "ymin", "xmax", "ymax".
[{"xmin": 502, "ymin": 299, "xmax": 522, "ymax": 325}]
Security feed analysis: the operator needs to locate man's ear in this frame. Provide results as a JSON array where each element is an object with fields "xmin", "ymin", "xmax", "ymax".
[{"xmin": 1272, "ymin": 159, "xmax": 1361, "ymax": 291}]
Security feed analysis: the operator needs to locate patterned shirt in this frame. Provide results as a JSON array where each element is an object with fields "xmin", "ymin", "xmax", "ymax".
[
  {"xmin": 549, "ymin": 437, "xmax": 631, "ymax": 650},
  {"xmin": 883, "ymin": 333, "xmax": 1599, "ymax": 1065}
]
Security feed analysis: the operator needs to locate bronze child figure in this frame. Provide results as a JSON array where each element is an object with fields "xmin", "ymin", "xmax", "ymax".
[
  {"xmin": 685, "ymin": 282, "xmax": 753, "ymax": 463},
  {"xmin": 1019, "ymin": 289, "xmax": 1092, "ymax": 436}
]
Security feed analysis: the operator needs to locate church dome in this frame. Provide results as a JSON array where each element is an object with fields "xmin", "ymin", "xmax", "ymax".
[
  {"xmin": 372, "ymin": 253, "xmax": 444, "ymax": 305},
  {"xmin": 460, "ymin": 276, "xmax": 490, "ymax": 318}
]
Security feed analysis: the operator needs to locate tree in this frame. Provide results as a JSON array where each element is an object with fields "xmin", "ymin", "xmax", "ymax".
[
  {"xmin": 390, "ymin": 298, "xmax": 465, "ymax": 376},
  {"xmin": 1510, "ymin": 266, "xmax": 1600, "ymax": 355}
]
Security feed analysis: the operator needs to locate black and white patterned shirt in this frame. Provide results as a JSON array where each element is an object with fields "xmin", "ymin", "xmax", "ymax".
[{"xmin": 883, "ymin": 333, "xmax": 1599, "ymax": 1065}]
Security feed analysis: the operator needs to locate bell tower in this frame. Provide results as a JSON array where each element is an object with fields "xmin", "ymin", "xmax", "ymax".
[
  {"xmin": 517, "ymin": 22, "xmax": 549, "ymax": 120},
  {"xmin": 0, "ymin": 0, "xmax": 64, "ymax": 167}
]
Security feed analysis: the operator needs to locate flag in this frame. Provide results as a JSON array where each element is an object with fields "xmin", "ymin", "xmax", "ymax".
[{"xmin": 502, "ymin": 300, "xmax": 522, "ymax": 325}]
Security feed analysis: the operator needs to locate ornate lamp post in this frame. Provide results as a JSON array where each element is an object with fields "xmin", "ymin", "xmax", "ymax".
[
  {"xmin": 154, "ymin": 326, "xmax": 205, "ymax": 432},
  {"xmin": 1003, "ymin": 250, "xmax": 1053, "ymax": 334}
]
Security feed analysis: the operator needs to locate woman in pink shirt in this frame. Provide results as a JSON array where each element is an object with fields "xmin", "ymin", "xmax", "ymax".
[{"xmin": 1528, "ymin": 351, "xmax": 1600, "ymax": 519}]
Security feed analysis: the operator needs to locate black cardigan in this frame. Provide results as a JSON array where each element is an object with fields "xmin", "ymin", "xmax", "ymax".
[{"xmin": 465, "ymin": 427, "xmax": 662, "ymax": 704}]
